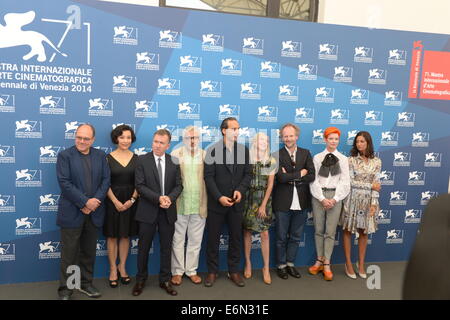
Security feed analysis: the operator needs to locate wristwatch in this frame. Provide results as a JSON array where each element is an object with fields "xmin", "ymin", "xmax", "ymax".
[{"xmin": 130, "ymin": 197, "xmax": 136, "ymax": 204}]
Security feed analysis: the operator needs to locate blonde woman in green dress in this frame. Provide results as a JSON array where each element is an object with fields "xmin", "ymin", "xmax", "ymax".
[{"xmin": 243, "ymin": 132, "xmax": 276, "ymax": 284}]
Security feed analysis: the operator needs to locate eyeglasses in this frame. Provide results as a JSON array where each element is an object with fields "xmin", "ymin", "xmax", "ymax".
[
  {"xmin": 75, "ymin": 136, "xmax": 92, "ymax": 142},
  {"xmin": 183, "ymin": 136, "xmax": 200, "ymax": 140}
]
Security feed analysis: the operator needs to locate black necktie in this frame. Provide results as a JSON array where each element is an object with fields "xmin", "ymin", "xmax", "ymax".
[{"xmin": 157, "ymin": 157, "xmax": 164, "ymax": 195}]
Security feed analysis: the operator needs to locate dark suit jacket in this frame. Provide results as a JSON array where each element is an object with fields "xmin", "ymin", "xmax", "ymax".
[
  {"xmin": 56, "ymin": 146, "xmax": 110, "ymax": 228},
  {"xmin": 272, "ymin": 146, "xmax": 315, "ymax": 212},
  {"xmin": 135, "ymin": 152, "xmax": 183, "ymax": 225},
  {"xmin": 204, "ymin": 140, "xmax": 253, "ymax": 213},
  {"xmin": 403, "ymin": 194, "xmax": 450, "ymax": 299}
]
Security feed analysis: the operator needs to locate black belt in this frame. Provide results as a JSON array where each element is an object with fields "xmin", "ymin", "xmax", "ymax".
[
  {"xmin": 322, "ymin": 188, "xmax": 336, "ymax": 191},
  {"xmin": 289, "ymin": 179, "xmax": 303, "ymax": 186}
]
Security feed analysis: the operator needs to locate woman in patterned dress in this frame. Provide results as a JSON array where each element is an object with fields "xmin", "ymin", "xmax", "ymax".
[
  {"xmin": 242, "ymin": 132, "xmax": 276, "ymax": 284},
  {"xmin": 341, "ymin": 131, "xmax": 381, "ymax": 279}
]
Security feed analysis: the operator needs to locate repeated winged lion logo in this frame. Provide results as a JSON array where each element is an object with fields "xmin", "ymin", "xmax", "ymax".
[{"xmin": 0, "ymin": 11, "xmax": 67, "ymax": 62}]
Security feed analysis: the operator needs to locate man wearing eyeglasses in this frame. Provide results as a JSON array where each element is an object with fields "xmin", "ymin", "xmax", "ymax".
[
  {"xmin": 56, "ymin": 124, "xmax": 111, "ymax": 300},
  {"xmin": 272, "ymin": 123, "xmax": 315, "ymax": 280},
  {"xmin": 169, "ymin": 126, "xmax": 207, "ymax": 286}
]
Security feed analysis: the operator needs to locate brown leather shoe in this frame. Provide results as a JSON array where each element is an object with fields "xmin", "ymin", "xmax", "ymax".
[
  {"xmin": 204, "ymin": 273, "xmax": 216, "ymax": 287},
  {"xmin": 132, "ymin": 281, "xmax": 145, "ymax": 296},
  {"xmin": 171, "ymin": 275, "xmax": 182, "ymax": 285},
  {"xmin": 228, "ymin": 272, "xmax": 245, "ymax": 287},
  {"xmin": 160, "ymin": 281, "xmax": 178, "ymax": 296},
  {"xmin": 188, "ymin": 274, "xmax": 202, "ymax": 284}
]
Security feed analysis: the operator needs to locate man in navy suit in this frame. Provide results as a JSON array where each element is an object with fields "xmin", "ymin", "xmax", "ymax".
[{"xmin": 56, "ymin": 124, "xmax": 110, "ymax": 300}]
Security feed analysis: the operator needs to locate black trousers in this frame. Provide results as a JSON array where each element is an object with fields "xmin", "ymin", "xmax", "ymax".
[
  {"xmin": 58, "ymin": 215, "xmax": 99, "ymax": 293},
  {"xmin": 136, "ymin": 209, "xmax": 175, "ymax": 283},
  {"xmin": 206, "ymin": 207, "xmax": 243, "ymax": 274}
]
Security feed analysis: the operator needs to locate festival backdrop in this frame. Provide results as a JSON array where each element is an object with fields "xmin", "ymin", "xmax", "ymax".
[{"xmin": 0, "ymin": 0, "xmax": 449, "ymax": 284}]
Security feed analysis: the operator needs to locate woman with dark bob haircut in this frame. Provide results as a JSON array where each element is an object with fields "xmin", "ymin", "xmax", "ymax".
[
  {"xmin": 340, "ymin": 131, "xmax": 381, "ymax": 280},
  {"xmin": 103, "ymin": 125, "xmax": 139, "ymax": 288}
]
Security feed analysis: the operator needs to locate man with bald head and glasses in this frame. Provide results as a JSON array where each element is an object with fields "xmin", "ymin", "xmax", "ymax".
[{"xmin": 56, "ymin": 123, "xmax": 111, "ymax": 300}]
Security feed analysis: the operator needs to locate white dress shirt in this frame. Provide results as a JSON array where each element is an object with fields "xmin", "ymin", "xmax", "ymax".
[
  {"xmin": 285, "ymin": 146, "xmax": 302, "ymax": 211},
  {"xmin": 154, "ymin": 153, "xmax": 166, "ymax": 195},
  {"xmin": 310, "ymin": 149, "xmax": 350, "ymax": 202}
]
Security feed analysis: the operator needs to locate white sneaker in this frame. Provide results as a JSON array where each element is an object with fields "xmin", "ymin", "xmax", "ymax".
[{"xmin": 78, "ymin": 285, "xmax": 101, "ymax": 298}]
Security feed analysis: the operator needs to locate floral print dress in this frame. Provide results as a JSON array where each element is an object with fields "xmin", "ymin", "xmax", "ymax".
[{"xmin": 340, "ymin": 155, "xmax": 382, "ymax": 235}]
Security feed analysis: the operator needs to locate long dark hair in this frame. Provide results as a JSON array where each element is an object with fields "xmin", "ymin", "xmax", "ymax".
[{"xmin": 350, "ymin": 131, "xmax": 375, "ymax": 158}]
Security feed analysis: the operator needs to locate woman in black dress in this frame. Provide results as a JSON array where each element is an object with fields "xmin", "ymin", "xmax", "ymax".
[{"xmin": 104, "ymin": 125, "xmax": 139, "ymax": 287}]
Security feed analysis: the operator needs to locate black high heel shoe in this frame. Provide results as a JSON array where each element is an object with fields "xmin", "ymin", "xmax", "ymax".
[
  {"xmin": 118, "ymin": 270, "xmax": 131, "ymax": 285},
  {"xmin": 109, "ymin": 274, "xmax": 119, "ymax": 288}
]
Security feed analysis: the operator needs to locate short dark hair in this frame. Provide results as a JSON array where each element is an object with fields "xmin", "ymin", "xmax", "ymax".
[
  {"xmin": 220, "ymin": 117, "xmax": 238, "ymax": 135},
  {"xmin": 350, "ymin": 131, "xmax": 375, "ymax": 158},
  {"xmin": 110, "ymin": 125, "xmax": 136, "ymax": 144},
  {"xmin": 154, "ymin": 129, "xmax": 171, "ymax": 142},
  {"xmin": 77, "ymin": 123, "xmax": 96, "ymax": 138}
]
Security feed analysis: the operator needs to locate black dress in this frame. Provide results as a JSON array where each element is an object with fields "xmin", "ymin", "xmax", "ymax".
[{"xmin": 103, "ymin": 153, "xmax": 138, "ymax": 238}]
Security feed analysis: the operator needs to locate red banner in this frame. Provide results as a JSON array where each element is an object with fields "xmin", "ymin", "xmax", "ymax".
[
  {"xmin": 419, "ymin": 50, "xmax": 450, "ymax": 100},
  {"xmin": 408, "ymin": 40, "xmax": 423, "ymax": 99}
]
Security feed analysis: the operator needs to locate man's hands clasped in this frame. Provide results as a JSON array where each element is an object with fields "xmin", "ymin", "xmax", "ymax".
[
  {"xmin": 81, "ymin": 198, "xmax": 101, "ymax": 215},
  {"xmin": 219, "ymin": 191, "xmax": 242, "ymax": 207},
  {"xmin": 159, "ymin": 196, "xmax": 172, "ymax": 209}
]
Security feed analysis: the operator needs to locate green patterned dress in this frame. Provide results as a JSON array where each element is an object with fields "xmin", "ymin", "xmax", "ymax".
[{"xmin": 243, "ymin": 158, "xmax": 276, "ymax": 232}]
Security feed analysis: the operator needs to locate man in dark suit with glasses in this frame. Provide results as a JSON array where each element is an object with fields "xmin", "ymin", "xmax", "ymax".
[{"xmin": 56, "ymin": 124, "xmax": 110, "ymax": 300}]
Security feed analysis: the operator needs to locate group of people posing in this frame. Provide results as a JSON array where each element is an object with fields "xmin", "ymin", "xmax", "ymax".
[{"xmin": 55, "ymin": 118, "xmax": 381, "ymax": 300}]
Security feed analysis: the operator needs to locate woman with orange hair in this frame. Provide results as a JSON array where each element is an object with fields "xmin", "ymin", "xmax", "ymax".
[{"xmin": 308, "ymin": 127, "xmax": 350, "ymax": 281}]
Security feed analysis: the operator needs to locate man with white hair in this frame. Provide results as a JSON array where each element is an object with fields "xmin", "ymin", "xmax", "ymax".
[{"xmin": 170, "ymin": 126, "xmax": 207, "ymax": 285}]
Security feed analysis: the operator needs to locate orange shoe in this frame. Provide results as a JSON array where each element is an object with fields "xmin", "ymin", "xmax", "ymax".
[
  {"xmin": 323, "ymin": 264, "xmax": 333, "ymax": 281},
  {"xmin": 308, "ymin": 260, "xmax": 324, "ymax": 275}
]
